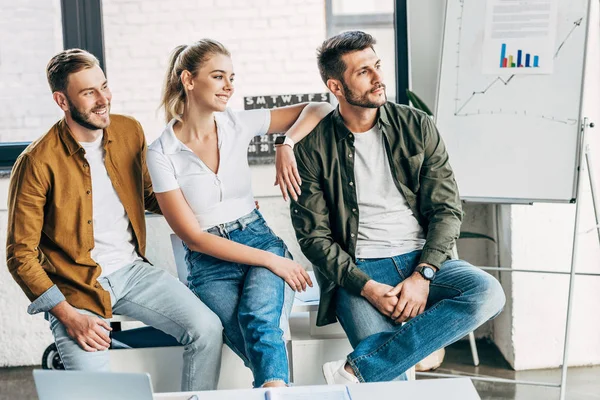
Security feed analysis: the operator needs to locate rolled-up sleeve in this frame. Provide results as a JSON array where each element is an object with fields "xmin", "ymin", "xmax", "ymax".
[{"xmin": 27, "ymin": 285, "xmax": 66, "ymax": 314}]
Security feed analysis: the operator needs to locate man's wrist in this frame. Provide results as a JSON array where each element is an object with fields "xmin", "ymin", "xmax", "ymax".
[
  {"xmin": 417, "ymin": 262, "xmax": 438, "ymax": 271},
  {"xmin": 50, "ymin": 300, "xmax": 78, "ymax": 323},
  {"xmin": 414, "ymin": 263, "xmax": 437, "ymax": 282},
  {"xmin": 360, "ymin": 279, "xmax": 376, "ymax": 297},
  {"xmin": 411, "ymin": 270, "xmax": 431, "ymax": 283}
]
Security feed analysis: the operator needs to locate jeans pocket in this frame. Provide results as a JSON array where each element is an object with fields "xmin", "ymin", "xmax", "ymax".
[
  {"xmin": 392, "ymin": 250, "xmax": 422, "ymax": 280},
  {"xmin": 246, "ymin": 218, "xmax": 272, "ymax": 235},
  {"xmin": 184, "ymin": 249, "xmax": 205, "ymax": 267}
]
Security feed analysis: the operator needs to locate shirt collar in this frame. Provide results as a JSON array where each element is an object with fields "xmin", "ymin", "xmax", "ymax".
[
  {"xmin": 159, "ymin": 119, "xmax": 187, "ymax": 155},
  {"xmin": 333, "ymin": 102, "xmax": 391, "ymax": 142},
  {"xmin": 160, "ymin": 114, "xmax": 229, "ymax": 155},
  {"xmin": 57, "ymin": 118, "xmax": 113, "ymax": 156}
]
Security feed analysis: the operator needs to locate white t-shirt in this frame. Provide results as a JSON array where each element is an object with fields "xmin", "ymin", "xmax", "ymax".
[
  {"xmin": 353, "ymin": 125, "xmax": 426, "ymax": 258},
  {"xmin": 147, "ymin": 108, "xmax": 271, "ymax": 230},
  {"xmin": 79, "ymin": 135, "xmax": 141, "ymax": 277}
]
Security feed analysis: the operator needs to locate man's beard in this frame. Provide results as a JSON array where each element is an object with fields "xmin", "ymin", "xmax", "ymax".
[
  {"xmin": 341, "ymin": 80, "xmax": 387, "ymax": 109},
  {"xmin": 67, "ymin": 99, "xmax": 110, "ymax": 131}
]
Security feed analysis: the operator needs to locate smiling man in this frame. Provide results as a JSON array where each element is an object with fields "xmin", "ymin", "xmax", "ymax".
[
  {"xmin": 6, "ymin": 49, "xmax": 223, "ymax": 391},
  {"xmin": 290, "ymin": 31, "xmax": 506, "ymax": 384}
]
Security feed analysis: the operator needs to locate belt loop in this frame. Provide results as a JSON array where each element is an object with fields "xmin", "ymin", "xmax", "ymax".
[
  {"xmin": 217, "ymin": 224, "xmax": 227, "ymax": 237},
  {"xmin": 239, "ymin": 219, "xmax": 247, "ymax": 230}
]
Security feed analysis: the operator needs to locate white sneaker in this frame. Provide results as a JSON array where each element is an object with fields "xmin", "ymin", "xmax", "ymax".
[{"xmin": 322, "ymin": 360, "xmax": 360, "ymax": 385}]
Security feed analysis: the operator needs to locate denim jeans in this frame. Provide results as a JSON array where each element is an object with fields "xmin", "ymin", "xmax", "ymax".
[
  {"xmin": 48, "ymin": 261, "xmax": 223, "ymax": 391},
  {"xmin": 185, "ymin": 209, "xmax": 295, "ymax": 388},
  {"xmin": 335, "ymin": 250, "xmax": 505, "ymax": 382}
]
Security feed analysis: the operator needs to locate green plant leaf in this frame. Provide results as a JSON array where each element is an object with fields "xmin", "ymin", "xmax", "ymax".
[
  {"xmin": 459, "ymin": 231, "xmax": 496, "ymax": 242},
  {"xmin": 406, "ymin": 89, "xmax": 434, "ymax": 116}
]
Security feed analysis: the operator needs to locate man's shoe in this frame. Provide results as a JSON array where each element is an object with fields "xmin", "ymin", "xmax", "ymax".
[{"xmin": 322, "ymin": 360, "xmax": 360, "ymax": 385}]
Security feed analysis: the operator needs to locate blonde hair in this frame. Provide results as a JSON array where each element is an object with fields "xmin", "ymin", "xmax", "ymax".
[
  {"xmin": 160, "ymin": 39, "xmax": 231, "ymax": 122},
  {"xmin": 46, "ymin": 48, "xmax": 100, "ymax": 93}
]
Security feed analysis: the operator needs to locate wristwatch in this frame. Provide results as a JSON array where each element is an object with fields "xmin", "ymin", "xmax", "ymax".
[
  {"xmin": 274, "ymin": 135, "xmax": 295, "ymax": 150},
  {"xmin": 415, "ymin": 265, "xmax": 436, "ymax": 281}
]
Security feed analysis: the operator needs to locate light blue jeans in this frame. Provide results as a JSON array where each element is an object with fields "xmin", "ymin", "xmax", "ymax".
[
  {"xmin": 48, "ymin": 261, "xmax": 223, "ymax": 391},
  {"xmin": 336, "ymin": 250, "xmax": 506, "ymax": 382},
  {"xmin": 185, "ymin": 210, "xmax": 295, "ymax": 388}
]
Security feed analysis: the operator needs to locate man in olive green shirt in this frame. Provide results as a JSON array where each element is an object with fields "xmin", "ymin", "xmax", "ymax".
[{"xmin": 290, "ymin": 31, "xmax": 505, "ymax": 384}]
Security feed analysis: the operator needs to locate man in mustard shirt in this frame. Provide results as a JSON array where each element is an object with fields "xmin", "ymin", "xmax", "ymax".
[{"xmin": 6, "ymin": 49, "xmax": 222, "ymax": 391}]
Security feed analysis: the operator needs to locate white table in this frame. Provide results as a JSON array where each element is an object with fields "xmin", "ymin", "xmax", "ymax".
[{"xmin": 154, "ymin": 378, "xmax": 480, "ymax": 400}]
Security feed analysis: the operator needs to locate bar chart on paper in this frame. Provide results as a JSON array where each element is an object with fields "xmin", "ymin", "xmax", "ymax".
[
  {"xmin": 435, "ymin": 0, "xmax": 590, "ymax": 202},
  {"xmin": 499, "ymin": 43, "xmax": 540, "ymax": 68},
  {"xmin": 482, "ymin": 0, "xmax": 558, "ymax": 75}
]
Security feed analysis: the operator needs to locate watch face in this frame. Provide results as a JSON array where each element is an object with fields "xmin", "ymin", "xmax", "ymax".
[
  {"xmin": 274, "ymin": 136, "xmax": 285, "ymax": 145},
  {"xmin": 423, "ymin": 267, "xmax": 435, "ymax": 279}
]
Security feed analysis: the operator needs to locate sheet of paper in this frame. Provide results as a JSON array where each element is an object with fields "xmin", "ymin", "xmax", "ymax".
[
  {"xmin": 264, "ymin": 385, "xmax": 351, "ymax": 400},
  {"xmin": 483, "ymin": 0, "xmax": 558, "ymax": 74}
]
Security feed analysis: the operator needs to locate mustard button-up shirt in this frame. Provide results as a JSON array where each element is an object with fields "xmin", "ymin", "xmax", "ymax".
[{"xmin": 6, "ymin": 114, "xmax": 161, "ymax": 318}]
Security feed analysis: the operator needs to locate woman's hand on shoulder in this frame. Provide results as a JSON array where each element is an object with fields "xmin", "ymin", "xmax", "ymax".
[{"xmin": 274, "ymin": 144, "xmax": 301, "ymax": 202}]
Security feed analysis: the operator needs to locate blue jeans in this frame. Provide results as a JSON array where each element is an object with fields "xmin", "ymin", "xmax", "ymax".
[
  {"xmin": 336, "ymin": 250, "xmax": 505, "ymax": 382},
  {"xmin": 48, "ymin": 261, "xmax": 223, "ymax": 391},
  {"xmin": 185, "ymin": 210, "xmax": 295, "ymax": 387}
]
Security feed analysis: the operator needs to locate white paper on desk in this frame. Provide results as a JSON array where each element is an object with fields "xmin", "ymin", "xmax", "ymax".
[
  {"xmin": 265, "ymin": 385, "xmax": 351, "ymax": 400},
  {"xmin": 294, "ymin": 284, "xmax": 320, "ymax": 303}
]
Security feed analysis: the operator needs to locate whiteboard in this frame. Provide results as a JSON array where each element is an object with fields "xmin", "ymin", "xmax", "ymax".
[{"xmin": 435, "ymin": 0, "xmax": 591, "ymax": 203}]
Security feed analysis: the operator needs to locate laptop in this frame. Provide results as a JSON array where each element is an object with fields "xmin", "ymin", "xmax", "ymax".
[{"xmin": 33, "ymin": 370, "xmax": 154, "ymax": 400}]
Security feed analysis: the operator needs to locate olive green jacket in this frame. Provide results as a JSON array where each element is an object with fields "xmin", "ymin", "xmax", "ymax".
[{"xmin": 290, "ymin": 102, "xmax": 463, "ymax": 326}]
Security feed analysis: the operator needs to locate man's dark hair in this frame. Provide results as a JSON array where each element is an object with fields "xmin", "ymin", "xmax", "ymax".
[{"xmin": 316, "ymin": 31, "xmax": 377, "ymax": 84}]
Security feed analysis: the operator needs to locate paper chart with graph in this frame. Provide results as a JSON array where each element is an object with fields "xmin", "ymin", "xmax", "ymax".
[{"xmin": 435, "ymin": 0, "xmax": 590, "ymax": 202}]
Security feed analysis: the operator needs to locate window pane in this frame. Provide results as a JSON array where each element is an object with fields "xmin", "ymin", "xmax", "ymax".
[
  {"xmin": 332, "ymin": 0, "xmax": 394, "ymax": 15},
  {"xmin": 0, "ymin": 0, "xmax": 63, "ymax": 143}
]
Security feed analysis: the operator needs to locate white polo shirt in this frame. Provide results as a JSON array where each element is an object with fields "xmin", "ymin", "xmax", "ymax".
[{"xmin": 147, "ymin": 108, "xmax": 270, "ymax": 230}]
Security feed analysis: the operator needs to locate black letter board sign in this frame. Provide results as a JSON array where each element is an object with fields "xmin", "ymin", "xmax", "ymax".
[{"xmin": 244, "ymin": 93, "xmax": 331, "ymax": 165}]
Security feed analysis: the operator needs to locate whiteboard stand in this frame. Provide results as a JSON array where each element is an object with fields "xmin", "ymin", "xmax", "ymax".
[
  {"xmin": 418, "ymin": 119, "xmax": 600, "ymax": 400},
  {"xmin": 559, "ymin": 118, "xmax": 600, "ymax": 400}
]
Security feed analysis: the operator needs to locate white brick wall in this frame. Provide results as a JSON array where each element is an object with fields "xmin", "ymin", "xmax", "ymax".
[{"xmin": 102, "ymin": 0, "xmax": 327, "ymax": 142}]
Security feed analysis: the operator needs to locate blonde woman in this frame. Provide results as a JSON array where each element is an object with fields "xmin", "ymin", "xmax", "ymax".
[{"xmin": 147, "ymin": 39, "xmax": 332, "ymax": 388}]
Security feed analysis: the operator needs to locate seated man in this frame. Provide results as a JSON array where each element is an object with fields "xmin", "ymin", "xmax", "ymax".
[
  {"xmin": 6, "ymin": 49, "xmax": 222, "ymax": 391},
  {"xmin": 289, "ymin": 31, "xmax": 506, "ymax": 384}
]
